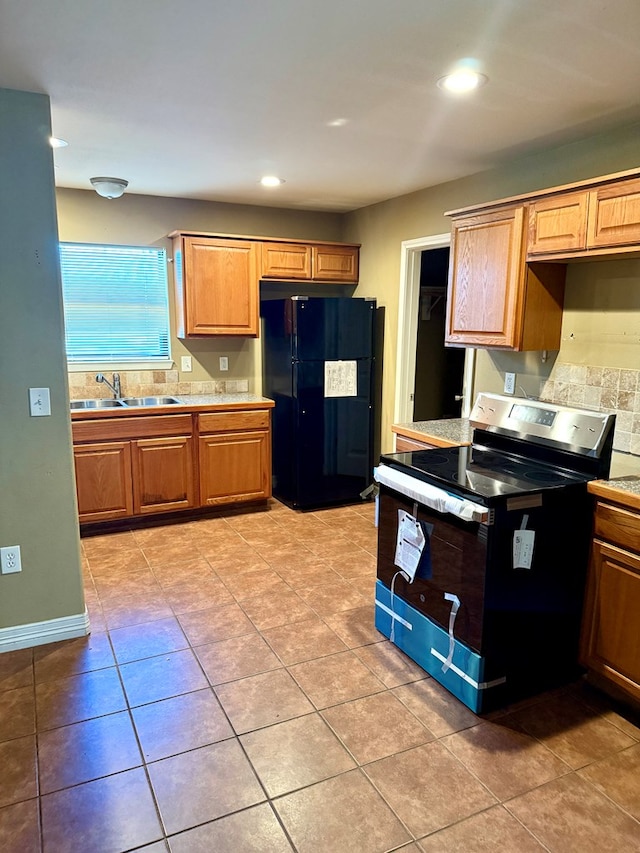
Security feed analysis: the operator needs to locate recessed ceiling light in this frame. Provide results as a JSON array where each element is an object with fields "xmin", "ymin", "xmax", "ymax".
[
  {"xmin": 49, "ymin": 136, "xmax": 68, "ymax": 148},
  {"xmin": 327, "ymin": 118, "xmax": 349, "ymax": 127},
  {"xmin": 260, "ymin": 175, "xmax": 285, "ymax": 187},
  {"xmin": 437, "ymin": 69, "xmax": 488, "ymax": 93}
]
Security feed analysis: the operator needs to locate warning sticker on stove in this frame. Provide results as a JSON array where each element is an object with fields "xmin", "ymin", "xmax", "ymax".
[{"xmin": 513, "ymin": 528, "xmax": 535, "ymax": 569}]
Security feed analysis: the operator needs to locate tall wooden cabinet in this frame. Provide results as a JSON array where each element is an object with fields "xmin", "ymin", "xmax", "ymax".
[
  {"xmin": 172, "ymin": 235, "xmax": 259, "ymax": 337},
  {"xmin": 445, "ymin": 205, "xmax": 565, "ymax": 350},
  {"xmin": 580, "ymin": 484, "xmax": 640, "ymax": 706}
]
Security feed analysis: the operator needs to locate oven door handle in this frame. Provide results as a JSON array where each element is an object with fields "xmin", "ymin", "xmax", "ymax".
[{"xmin": 374, "ymin": 465, "xmax": 489, "ymax": 524}]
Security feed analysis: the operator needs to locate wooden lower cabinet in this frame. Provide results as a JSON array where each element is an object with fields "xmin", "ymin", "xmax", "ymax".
[
  {"xmin": 73, "ymin": 407, "xmax": 272, "ymax": 523},
  {"xmin": 199, "ymin": 431, "xmax": 270, "ymax": 505},
  {"xmin": 198, "ymin": 410, "xmax": 271, "ymax": 505},
  {"xmin": 73, "ymin": 441, "xmax": 133, "ymax": 522},
  {"xmin": 131, "ymin": 436, "xmax": 195, "ymax": 515},
  {"xmin": 580, "ymin": 497, "xmax": 640, "ymax": 705}
]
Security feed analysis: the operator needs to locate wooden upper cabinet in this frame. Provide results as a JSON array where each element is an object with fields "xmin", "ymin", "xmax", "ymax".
[
  {"xmin": 261, "ymin": 242, "xmax": 312, "ymax": 279},
  {"xmin": 528, "ymin": 192, "xmax": 589, "ymax": 255},
  {"xmin": 446, "ymin": 205, "xmax": 565, "ymax": 351},
  {"xmin": 173, "ymin": 235, "xmax": 258, "ymax": 337},
  {"xmin": 587, "ymin": 177, "xmax": 640, "ymax": 249},
  {"xmin": 312, "ymin": 245, "xmax": 359, "ymax": 282},
  {"xmin": 261, "ymin": 241, "xmax": 359, "ymax": 282}
]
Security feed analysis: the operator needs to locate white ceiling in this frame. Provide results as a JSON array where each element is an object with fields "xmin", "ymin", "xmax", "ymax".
[{"xmin": 2, "ymin": 0, "xmax": 640, "ymax": 212}]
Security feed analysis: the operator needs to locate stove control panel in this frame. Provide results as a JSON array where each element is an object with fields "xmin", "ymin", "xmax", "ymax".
[{"xmin": 470, "ymin": 393, "xmax": 615, "ymax": 456}]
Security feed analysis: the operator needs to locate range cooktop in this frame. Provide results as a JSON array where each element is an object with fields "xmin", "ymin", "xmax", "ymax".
[{"xmin": 380, "ymin": 443, "xmax": 592, "ymax": 502}]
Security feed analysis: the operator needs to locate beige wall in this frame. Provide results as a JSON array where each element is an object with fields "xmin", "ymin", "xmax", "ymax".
[
  {"xmin": 56, "ymin": 189, "xmax": 344, "ymax": 393},
  {"xmin": 0, "ymin": 90, "xmax": 84, "ymax": 634},
  {"xmin": 345, "ymin": 121, "xmax": 640, "ymax": 452}
]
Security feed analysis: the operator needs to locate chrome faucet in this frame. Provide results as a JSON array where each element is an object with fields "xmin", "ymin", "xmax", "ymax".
[{"xmin": 96, "ymin": 373, "xmax": 122, "ymax": 399}]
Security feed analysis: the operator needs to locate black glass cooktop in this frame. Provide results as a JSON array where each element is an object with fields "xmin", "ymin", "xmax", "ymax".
[{"xmin": 380, "ymin": 443, "xmax": 592, "ymax": 502}]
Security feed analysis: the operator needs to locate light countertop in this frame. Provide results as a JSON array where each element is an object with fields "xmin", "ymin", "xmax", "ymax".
[{"xmin": 392, "ymin": 418, "xmax": 473, "ymax": 448}]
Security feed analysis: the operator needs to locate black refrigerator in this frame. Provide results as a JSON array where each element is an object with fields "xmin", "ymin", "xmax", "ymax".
[{"xmin": 262, "ymin": 296, "xmax": 376, "ymax": 509}]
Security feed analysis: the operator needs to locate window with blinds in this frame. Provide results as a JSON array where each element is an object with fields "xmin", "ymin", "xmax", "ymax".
[{"xmin": 59, "ymin": 243, "xmax": 171, "ymax": 364}]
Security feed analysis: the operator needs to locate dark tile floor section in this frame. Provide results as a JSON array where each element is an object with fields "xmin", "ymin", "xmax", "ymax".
[{"xmin": 1, "ymin": 498, "xmax": 639, "ymax": 852}]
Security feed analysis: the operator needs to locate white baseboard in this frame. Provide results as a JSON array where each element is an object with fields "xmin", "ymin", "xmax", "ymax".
[{"xmin": 0, "ymin": 609, "xmax": 90, "ymax": 652}]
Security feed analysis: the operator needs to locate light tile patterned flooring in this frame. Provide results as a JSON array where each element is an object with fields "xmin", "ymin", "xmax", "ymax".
[{"xmin": 1, "ymin": 499, "xmax": 640, "ymax": 852}]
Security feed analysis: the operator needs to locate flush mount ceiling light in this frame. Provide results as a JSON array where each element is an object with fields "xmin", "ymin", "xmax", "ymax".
[
  {"xmin": 90, "ymin": 177, "xmax": 129, "ymax": 199},
  {"xmin": 437, "ymin": 68, "xmax": 488, "ymax": 93},
  {"xmin": 49, "ymin": 136, "xmax": 68, "ymax": 148},
  {"xmin": 260, "ymin": 175, "xmax": 285, "ymax": 187}
]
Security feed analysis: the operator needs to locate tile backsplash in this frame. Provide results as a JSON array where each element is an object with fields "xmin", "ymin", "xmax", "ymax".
[
  {"xmin": 68, "ymin": 370, "xmax": 250, "ymax": 399},
  {"xmin": 540, "ymin": 363, "xmax": 640, "ymax": 456}
]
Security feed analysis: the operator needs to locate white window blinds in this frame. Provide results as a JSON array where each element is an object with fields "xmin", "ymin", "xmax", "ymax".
[{"xmin": 59, "ymin": 243, "xmax": 170, "ymax": 363}]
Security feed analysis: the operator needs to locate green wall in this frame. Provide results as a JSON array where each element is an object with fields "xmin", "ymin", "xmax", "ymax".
[{"xmin": 0, "ymin": 89, "xmax": 84, "ymax": 634}]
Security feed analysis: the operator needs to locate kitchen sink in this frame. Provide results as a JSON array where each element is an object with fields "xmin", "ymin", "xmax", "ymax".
[
  {"xmin": 121, "ymin": 396, "xmax": 182, "ymax": 407},
  {"xmin": 70, "ymin": 399, "xmax": 125, "ymax": 409}
]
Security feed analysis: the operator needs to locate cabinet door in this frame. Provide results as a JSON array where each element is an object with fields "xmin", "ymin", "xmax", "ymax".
[
  {"xmin": 580, "ymin": 540, "xmax": 640, "ymax": 703},
  {"xmin": 199, "ymin": 430, "xmax": 271, "ymax": 505},
  {"xmin": 528, "ymin": 192, "xmax": 589, "ymax": 255},
  {"xmin": 312, "ymin": 245, "xmax": 359, "ymax": 282},
  {"xmin": 73, "ymin": 441, "xmax": 133, "ymax": 522},
  {"xmin": 182, "ymin": 237, "xmax": 258, "ymax": 336},
  {"xmin": 261, "ymin": 242, "xmax": 311, "ymax": 279},
  {"xmin": 131, "ymin": 436, "xmax": 196, "ymax": 515},
  {"xmin": 446, "ymin": 206, "xmax": 526, "ymax": 348},
  {"xmin": 587, "ymin": 178, "xmax": 640, "ymax": 249}
]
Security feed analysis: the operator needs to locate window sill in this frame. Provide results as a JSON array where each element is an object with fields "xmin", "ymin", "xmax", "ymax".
[{"xmin": 67, "ymin": 360, "xmax": 175, "ymax": 373}]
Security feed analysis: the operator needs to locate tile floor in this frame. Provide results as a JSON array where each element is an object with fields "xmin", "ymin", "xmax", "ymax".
[{"xmin": 1, "ymin": 499, "xmax": 640, "ymax": 852}]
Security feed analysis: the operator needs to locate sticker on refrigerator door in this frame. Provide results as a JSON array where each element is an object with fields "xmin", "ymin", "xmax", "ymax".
[
  {"xmin": 324, "ymin": 360, "xmax": 357, "ymax": 397},
  {"xmin": 513, "ymin": 514, "xmax": 535, "ymax": 569}
]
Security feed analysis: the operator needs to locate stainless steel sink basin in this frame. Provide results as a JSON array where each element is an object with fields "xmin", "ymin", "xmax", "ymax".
[
  {"xmin": 70, "ymin": 399, "xmax": 125, "ymax": 409},
  {"xmin": 121, "ymin": 396, "xmax": 182, "ymax": 407}
]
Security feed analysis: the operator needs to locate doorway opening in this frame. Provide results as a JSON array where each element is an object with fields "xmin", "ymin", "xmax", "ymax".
[
  {"xmin": 413, "ymin": 247, "xmax": 465, "ymax": 420},
  {"xmin": 394, "ymin": 233, "xmax": 475, "ymax": 426}
]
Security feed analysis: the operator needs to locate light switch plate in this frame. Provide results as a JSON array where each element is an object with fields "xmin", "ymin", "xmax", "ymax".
[
  {"xmin": 29, "ymin": 387, "xmax": 51, "ymax": 416},
  {"xmin": 504, "ymin": 373, "xmax": 516, "ymax": 395},
  {"xmin": 219, "ymin": 356, "xmax": 229, "ymax": 371},
  {"xmin": 181, "ymin": 356, "xmax": 192, "ymax": 372}
]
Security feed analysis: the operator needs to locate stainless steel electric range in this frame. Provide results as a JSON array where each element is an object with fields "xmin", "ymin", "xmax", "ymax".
[{"xmin": 374, "ymin": 393, "xmax": 616, "ymax": 713}]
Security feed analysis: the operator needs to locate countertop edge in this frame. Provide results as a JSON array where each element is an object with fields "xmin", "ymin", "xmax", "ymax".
[
  {"xmin": 70, "ymin": 395, "xmax": 274, "ymax": 419},
  {"xmin": 588, "ymin": 478, "xmax": 640, "ymax": 511},
  {"xmin": 392, "ymin": 418, "xmax": 473, "ymax": 448}
]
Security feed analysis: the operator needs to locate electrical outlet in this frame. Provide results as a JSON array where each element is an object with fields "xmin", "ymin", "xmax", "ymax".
[
  {"xmin": 1, "ymin": 546, "xmax": 22, "ymax": 574},
  {"xmin": 504, "ymin": 372, "xmax": 516, "ymax": 395},
  {"xmin": 181, "ymin": 356, "xmax": 192, "ymax": 372},
  {"xmin": 219, "ymin": 356, "xmax": 229, "ymax": 372},
  {"xmin": 29, "ymin": 387, "xmax": 51, "ymax": 416}
]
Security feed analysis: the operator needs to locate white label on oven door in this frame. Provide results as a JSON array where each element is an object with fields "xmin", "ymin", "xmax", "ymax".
[
  {"xmin": 324, "ymin": 360, "xmax": 357, "ymax": 397},
  {"xmin": 394, "ymin": 510, "xmax": 425, "ymax": 582},
  {"xmin": 513, "ymin": 529, "xmax": 535, "ymax": 569}
]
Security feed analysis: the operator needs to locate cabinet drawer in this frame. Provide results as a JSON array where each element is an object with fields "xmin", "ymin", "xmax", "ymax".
[
  {"xmin": 395, "ymin": 436, "xmax": 438, "ymax": 452},
  {"xmin": 594, "ymin": 501, "xmax": 640, "ymax": 554},
  {"xmin": 72, "ymin": 414, "xmax": 194, "ymax": 443},
  {"xmin": 198, "ymin": 410, "xmax": 270, "ymax": 433}
]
